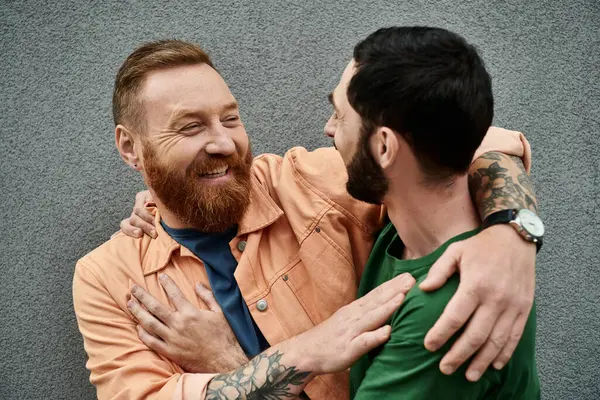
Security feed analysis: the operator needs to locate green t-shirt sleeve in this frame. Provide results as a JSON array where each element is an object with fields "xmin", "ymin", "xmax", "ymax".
[{"xmin": 353, "ymin": 276, "xmax": 493, "ymax": 400}]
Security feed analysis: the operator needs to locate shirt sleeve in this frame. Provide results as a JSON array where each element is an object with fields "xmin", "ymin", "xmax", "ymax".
[
  {"xmin": 473, "ymin": 126, "xmax": 532, "ymax": 173},
  {"xmin": 72, "ymin": 262, "xmax": 216, "ymax": 400},
  {"xmin": 353, "ymin": 277, "xmax": 493, "ymax": 400}
]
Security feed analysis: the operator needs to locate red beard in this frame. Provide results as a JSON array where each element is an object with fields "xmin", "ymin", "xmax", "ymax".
[{"xmin": 142, "ymin": 143, "xmax": 253, "ymax": 232}]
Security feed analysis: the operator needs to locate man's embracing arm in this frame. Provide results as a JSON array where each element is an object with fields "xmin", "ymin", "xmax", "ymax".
[
  {"xmin": 180, "ymin": 273, "xmax": 414, "ymax": 400},
  {"xmin": 420, "ymin": 127, "xmax": 539, "ymax": 382},
  {"xmin": 469, "ymin": 152, "xmax": 537, "ymax": 218}
]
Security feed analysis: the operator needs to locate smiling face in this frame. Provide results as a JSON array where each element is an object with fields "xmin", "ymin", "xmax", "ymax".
[{"xmin": 137, "ymin": 63, "xmax": 252, "ymax": 231}]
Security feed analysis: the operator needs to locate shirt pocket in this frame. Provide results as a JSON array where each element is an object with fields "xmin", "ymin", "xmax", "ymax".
[{"xmin": 285, "ymin": 226, "xmax": 358, "ymax": 325}]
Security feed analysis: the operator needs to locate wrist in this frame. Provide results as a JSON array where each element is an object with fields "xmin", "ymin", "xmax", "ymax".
[
  {"xmin": 483, "ymin": 209, "xmax": 544, "ymax": 253},
  {"xmin": 272, "ymin": 333, "xmax": 321, "ymax": 381}
]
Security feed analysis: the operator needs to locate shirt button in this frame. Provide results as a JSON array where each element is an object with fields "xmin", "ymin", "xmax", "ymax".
[
  {"xmin": 237, "ymin": 240, "xmax": 247, "ymax": 252},
  {"xmin": 257, "ymin": 299, "xmax": 268, "ymax": 312}
]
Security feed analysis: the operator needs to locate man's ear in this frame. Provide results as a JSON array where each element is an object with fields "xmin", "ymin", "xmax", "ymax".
[
  {"xmin": 372, "ymin": 126, "xmax": 399, "ymax": 170},
  {"xmin": 115, "ymin": 125, "xmax": 142, "ymax": 171}
]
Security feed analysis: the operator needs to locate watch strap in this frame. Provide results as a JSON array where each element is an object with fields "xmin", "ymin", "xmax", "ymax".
[
  {"xmin": 482, "ymin": 209, "xmax": 517, "ymax": 229},
  {"xmin": 483, "ymin": 209, "xmax": 543, "ymax": 253}
]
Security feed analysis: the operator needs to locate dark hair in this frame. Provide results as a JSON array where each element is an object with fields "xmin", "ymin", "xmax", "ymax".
[
  {"xmin": 113, "ymin": 39, "xmax": 215, "ymax": 131},
  {"xmin": 348, "ymin": 26, "xmax": 493, "ymax": 181}
]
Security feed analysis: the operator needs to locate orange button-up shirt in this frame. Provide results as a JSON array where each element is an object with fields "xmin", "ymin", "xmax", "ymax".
[{"xmin": 73, "ymin": 128, "xmax": 531, "ymax": 400}]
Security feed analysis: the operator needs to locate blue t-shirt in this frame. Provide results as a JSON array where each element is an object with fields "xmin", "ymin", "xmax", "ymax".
[{"xmin": 161, "ymin": 222, "xmax": 269, "ymax": 358}]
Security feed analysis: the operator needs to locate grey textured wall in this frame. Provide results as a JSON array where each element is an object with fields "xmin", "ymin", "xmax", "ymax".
[{"xmin": 1, "ymin": 0, "xmax": 598, "ymax": 399}]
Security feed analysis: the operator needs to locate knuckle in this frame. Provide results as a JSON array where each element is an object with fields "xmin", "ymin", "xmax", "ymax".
[
  {"xmin": 489, "ymin": 334, "xmax": 508, "ymax": 349},
  {"xmin": 489, "ymin": 291, "xmax": 509, "ymax": 305},
  {"xmin": 168, "ymin": 290, "xmax": 182, "ymax": 300},
  {"xmin": 466, "ymin": 332, "xmax": 487, "ymax": 348},
  {"xmin": 518, "ymin": 297, "xmax": 533, "ymax": 311},
  {"xmin": 509, "ymin": 329, "xmax": 522, "ymax": 342},
  {"xmin": 148, "ymin": 302, "xmax": 161, "ymax": 315},
  {"xmin": 146, "ymin": 320, "xmax": 157, "ymax": 331},
  {"xmin": 447, "ymin": 315, "xmax": 464, "ymax": 331}
]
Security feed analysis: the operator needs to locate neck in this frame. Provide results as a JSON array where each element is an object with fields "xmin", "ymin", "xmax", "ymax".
[
  {"xmin": 154, "ymin": 202, "xmax": 190, "ymax": 229},
  {"xmin": 384, "ymin": 176, "xmax": 480, "ymax": 259}
]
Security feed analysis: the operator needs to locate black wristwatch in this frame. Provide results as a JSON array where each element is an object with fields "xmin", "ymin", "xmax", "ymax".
[{"xmin": 483, "ymin": 209, "xmax": 545, "ymax": 253}]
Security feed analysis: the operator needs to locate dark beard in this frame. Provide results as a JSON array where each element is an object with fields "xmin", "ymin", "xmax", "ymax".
[
  {"xmin": 143, "ymin": 143, "xmax": 253, "ymax": 232},
  {"xmin": 345, "ymin": 128, "xmax": 389, "ymax": 205}
]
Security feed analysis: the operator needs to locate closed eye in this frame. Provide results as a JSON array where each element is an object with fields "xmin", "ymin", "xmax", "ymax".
[{"xmin": 180, "ymin": 123, "xmax": 204, "ymax": 134}]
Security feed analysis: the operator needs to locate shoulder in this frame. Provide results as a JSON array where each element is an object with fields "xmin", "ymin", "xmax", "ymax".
[
  {"xmin": 252, "ymin": 147, "xmax": 383, "ymax": 233},
  {"xmin": 391, "ymin": 274, "xmax": 460, "ymax": 342},
  {"xmin": 251, "ymin": 146, "xmax": 346, "ymax": 191},
  {"xmin": 74, "ymin": 233, "xmax": 149, "ymax": 293}
]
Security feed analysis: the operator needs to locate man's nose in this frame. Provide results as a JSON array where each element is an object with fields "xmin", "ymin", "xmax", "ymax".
[
  {"xmin": 324, "ymin": 115, "xmax": 336, "ymax": 138},
  {"xmin": 204, "ymin": 133, "xmax": 236, "ymax": 156}
]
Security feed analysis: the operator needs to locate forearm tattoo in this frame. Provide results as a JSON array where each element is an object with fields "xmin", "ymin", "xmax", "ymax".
[
  {"xmin": 207, "ymin": 351, "xmax": 311, "ymax": 400},
  {"xmin": 469, "ymin": 152, "xmax": 538, "ymax": 219}
]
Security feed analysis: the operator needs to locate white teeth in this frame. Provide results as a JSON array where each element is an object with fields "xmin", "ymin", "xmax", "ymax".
[{"xmin": 201, "ymin": 167, "xmax": 228, "ymax": 177}]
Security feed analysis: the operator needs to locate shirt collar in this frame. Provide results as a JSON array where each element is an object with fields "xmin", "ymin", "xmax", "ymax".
[{"xmin": 142, "ymin": 175, "xmax": 283, "ymax": 275}]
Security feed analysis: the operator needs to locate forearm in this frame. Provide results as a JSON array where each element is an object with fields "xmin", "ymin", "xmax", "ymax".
[
  {"xmin": 468, "ymin": 151, "xmax": 538, "ymax": 220},
  {"xmin": 206, "ymin": 337, "xmax": 315, "ymax": 399}
]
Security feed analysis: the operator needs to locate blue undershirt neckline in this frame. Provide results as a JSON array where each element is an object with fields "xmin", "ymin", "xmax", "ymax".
[{"xmin": 161, "ymin": 221, "xmax": 269, "ymax": 358}]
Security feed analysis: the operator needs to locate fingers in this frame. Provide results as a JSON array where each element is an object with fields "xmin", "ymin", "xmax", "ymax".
[
  {"xmin": 424, "ymin": 286, "xmax": 478, "ymax": 352},
  {"xmin": 358, "ymin": 273, "xmax": 415, "ymax": 309},
  {"xmin": 127, "ymin": 297, "xmax": 169, "ymax": 339},
  {"xmin": 136, "ymin": 324, "xmax": 169, "ymax": 355},
  {"xmin": 358, "ymin": 291, "xmax": 407, "ymax": 332},
  {"xmin": 135, "ymin": 190, "xmax": 154, "ymax": 209},
  {"xmin": 464, "ymin": 310, "xmax": 518, "ymax": 381},
  {"xmin": 493, "ymin": 312, "xmax": 529, "ymax": 370},
  {"xmin": 438, "ymin": 305, "xmax": 500, "ymax": 377},
  {"xmin": 158, "ymin": 274, "xmax": 192, "ymax": 311},
  {"xmin": 133, "ymin": 197, "xmax": 156, "ymax": 226},
  {"xmin": 120, "ymin": 218, "xmax": 143, "ymax": 238},
  {"xmin": 195, "ymin": 283, "xmax": 221, "ymax": 312},
  {"xmin": 350, "ymin": 325, "xmax": 392, "ymax": 359},
  {"xmin": 130, "ymin": 212, "xmax": 157, "ymax": 238},
  {"xmin": 420, "ymin": 243, "xmax": 460, "ymax": 291},
  {"xmin": 130, "ymin": 284, "xmax": 172, "ymax": 323}
]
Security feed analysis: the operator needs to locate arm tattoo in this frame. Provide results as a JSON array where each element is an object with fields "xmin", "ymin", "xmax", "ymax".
[
  {"xmin": 469, "ymin": 152, "xmax": 538, "ymax": 219},
  {"xmin": 207, "ymin": 351, "xmax": 311, "ymax": 400}
]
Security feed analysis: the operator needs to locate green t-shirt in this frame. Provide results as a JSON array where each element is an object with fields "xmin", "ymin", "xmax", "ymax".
[{"xmin": 350, "ymin": 222, "xmax": 540, "ymax": 399}]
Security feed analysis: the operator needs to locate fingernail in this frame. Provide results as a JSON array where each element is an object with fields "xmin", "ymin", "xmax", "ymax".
[
  {"xmin": 440, "ymin": 364, "xmax": 455, "ymax": 375},
  {"xmin": 134, "ymin": 229, "xmax": 141, "ymax": 237},
  {"xmin": 467, "ymin": 369, "xmax": 482, "ymax": 382},
  {"xmin": 424, "ymin": 339, "xmax": 438, "ymax": 352},
  {"xmin": 493, "ymin": 361, "xmax": 504, "ymax": 370},
  {"xmin": 150, "ymin": 229, "xmax": 157, "ymax": 238},
  {"xmin": 127, "ymin": 300, "xmax": 135, "ymax": 309},
  {"xmin": 404, "ymin": 281, "xmax": 415, "ymax": 290},
  {"xmin": 131, "ymin": 284, "xmax": 138, "ymax": 294},
  {"xmin": 159, "ymin": 273, "xmax": 167, "ymax": 281}
]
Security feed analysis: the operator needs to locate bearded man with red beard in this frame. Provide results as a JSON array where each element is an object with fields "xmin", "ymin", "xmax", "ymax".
[{"xmin": 73, "ymin": 39, "xmax": 539, "ymax": 400}]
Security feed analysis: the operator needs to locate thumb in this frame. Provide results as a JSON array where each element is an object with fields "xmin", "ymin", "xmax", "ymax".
[
  {"xmin": 420, "ymin": 243, "xmax": 461, "ymax": 291},
  {"xmin": 195, "ymin": 283, "xmax": 221, "ymax": 312}
]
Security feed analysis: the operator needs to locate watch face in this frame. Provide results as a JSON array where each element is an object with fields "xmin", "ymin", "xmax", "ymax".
[{"xmin": 518, "ymin": 209, "xmax": 545, "ymax": 237}]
